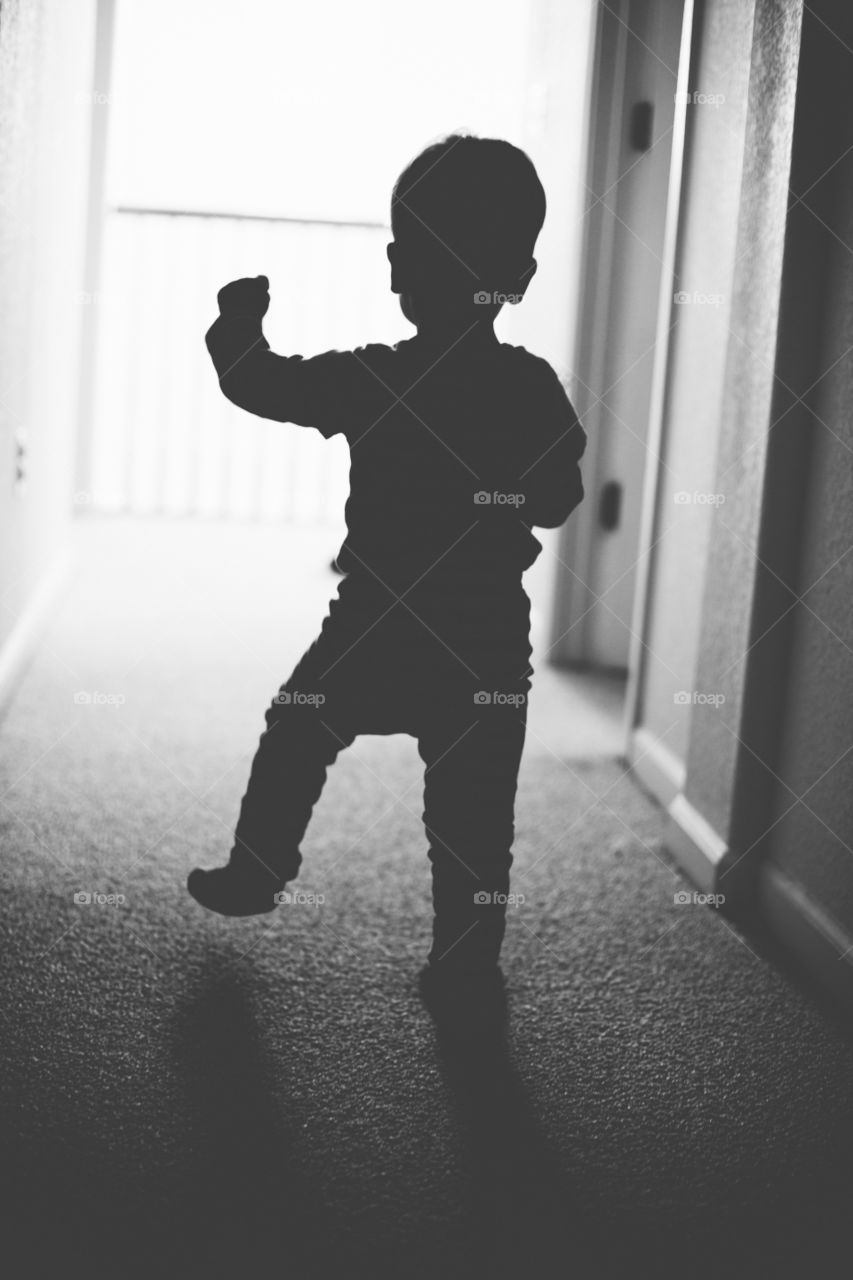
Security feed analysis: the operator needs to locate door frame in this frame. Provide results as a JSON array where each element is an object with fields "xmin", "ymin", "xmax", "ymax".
[
  {"xmin": 550, "ymin": 0, "xmax": 695, "ymax": 693},
  {"xmin": 75, "ymin": 0, "xmax": 116, "ymax": 501},
  {"xmin": 549, "ymin": 0, "xmax": 630, "ymax": 670},
  {"xmin": 623, "ymin": 0, "xmax": 696, "ymax": 747}
]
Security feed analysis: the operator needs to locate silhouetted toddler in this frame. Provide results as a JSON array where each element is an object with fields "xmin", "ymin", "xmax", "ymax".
[{"xmin": 188, "ymin": 136, "xmax": 586, "ymax": 1021}]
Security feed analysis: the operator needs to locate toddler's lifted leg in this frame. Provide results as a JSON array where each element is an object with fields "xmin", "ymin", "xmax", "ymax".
[{"xmin": 188, "ymin": 685, "xmax": 355, "ymax": 917}]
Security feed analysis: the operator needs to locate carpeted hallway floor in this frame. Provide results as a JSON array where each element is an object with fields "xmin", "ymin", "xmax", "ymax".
[{"xmin": 1, "ymin": 517, "xmax": 851, "ymax": 1279}]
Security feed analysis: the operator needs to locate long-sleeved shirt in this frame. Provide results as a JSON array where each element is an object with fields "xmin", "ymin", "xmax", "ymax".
[{"xmin": 205, "ymin": 315, "xmax": 586, "ymax": 611}]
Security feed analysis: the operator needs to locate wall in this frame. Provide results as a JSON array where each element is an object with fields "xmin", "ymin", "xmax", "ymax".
[
  {"xmin": 673, "ymin": 0, "xmax": 804, "ymax": 881},
  {"xmin": 630, "ymin": 0, "xmax": 853, "ymax": 1007},
  {"xmin": 756, "ymin": 0, "xmax": 853, "ymax": 1001},
  {"xmin": 630, "ymin": 0, "xmax": 804, "ymax": 842},
  {"xmin": 0, "ymin": 0, "xmax": 96, "ymax": 690},
  {"xmin": 632, "ymin": 0, "xmax": 763, "ymax": 789}
]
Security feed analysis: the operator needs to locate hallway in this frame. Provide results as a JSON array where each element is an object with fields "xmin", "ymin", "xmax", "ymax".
[{"xmin": 1, "ymin": 518, "xmax": 851, "ymax": 1278}]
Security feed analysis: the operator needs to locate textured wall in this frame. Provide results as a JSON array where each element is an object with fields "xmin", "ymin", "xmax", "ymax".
[
  {"xmin": 0, "ymin": 0, "xmax": 96, "ymax": 653},
  {"xmin": 760, "ymin": 2, "xmax": 853, "ymax": 931},
  {"xmin": 682, "ymin": 0, "xmax": 804, "ymax": 837},
  {"xmin": 639, "ymin": 0, "xmax": 759, "ymax": 761},
  {"xmin": 644, "ymin": 0, "xmax": 853, "ymax": 957}
]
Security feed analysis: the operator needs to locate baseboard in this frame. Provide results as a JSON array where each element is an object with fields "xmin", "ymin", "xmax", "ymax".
[
  {"xmin": 0, "ymin": 549, "xmax": 72, "ymax": 713},
  {"xmin": 627, "ymin": 725, "xmax": 685, "ymax": 808},
  {"xmin": 628, "ymin": 729, "xmax": 730, "ymax": 896},
  {"xmin": 758, "ymin": 864, "xmax": 853, "ymax": 1014},
  {"xmin": 665, "ymin": 791, "xmax": 729, "ymax": 895}
]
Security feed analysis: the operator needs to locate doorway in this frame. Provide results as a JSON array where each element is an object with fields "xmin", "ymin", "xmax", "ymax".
[
  {"xmin": 79, "ymin": 0, "xmax": 593, "ymax": 601},
  {"xmin": 75, "ymin": 0, "xmax": 691, "ymax": 755},
  {"xmin": 550, "ymin": 0, "xmax": 689, "ymax": 675}
]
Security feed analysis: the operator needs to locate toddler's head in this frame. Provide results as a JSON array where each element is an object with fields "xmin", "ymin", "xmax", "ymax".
[{"xmin": 387, "ymin": 134, "xmax": 546, "ymax": 329}]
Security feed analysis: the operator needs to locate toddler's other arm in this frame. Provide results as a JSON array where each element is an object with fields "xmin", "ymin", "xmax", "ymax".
[{"xmin": 521, "ymin": 367, "xmax": 587, "ymax": 528}]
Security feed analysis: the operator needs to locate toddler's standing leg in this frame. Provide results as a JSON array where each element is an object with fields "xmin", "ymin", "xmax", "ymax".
[{"xmin": 417, "ymin": 690, "xmax": 527, "ymax": 973}]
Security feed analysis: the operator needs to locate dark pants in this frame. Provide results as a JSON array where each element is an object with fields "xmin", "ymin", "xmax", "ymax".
[{"xmin": 231, "ymin": 577, "xmax": 531, "ymax": 971}]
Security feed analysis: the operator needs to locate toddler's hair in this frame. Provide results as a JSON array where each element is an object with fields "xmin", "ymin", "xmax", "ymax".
[{"xmin": 390, "ymin": 134, "xmax": 546, "ymax": 290}]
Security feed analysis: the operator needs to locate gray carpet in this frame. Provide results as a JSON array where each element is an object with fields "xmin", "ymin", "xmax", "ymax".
[{"xmin": 1, "ymin": 518, "xmax": 851, "ymax": 1279}]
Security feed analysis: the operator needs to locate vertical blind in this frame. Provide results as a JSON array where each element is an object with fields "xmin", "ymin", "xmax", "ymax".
[{"xmin": 88, "ymin": 209, "xmax": 400, "ymax": 523}]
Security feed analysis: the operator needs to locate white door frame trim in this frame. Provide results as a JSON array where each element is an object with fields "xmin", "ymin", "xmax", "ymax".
[
  {"xmin": 549, "ymin": 0, "xmax": 630, "ymax": 667},
  {"xmin": 623, "ymin": 0, "xmax": 696, "ymax": 749}
]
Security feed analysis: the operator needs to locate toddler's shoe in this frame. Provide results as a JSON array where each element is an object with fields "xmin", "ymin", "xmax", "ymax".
[
  {"xmin": 187, "ymin": 863, "xmax": 285, "ymax": 917},
  {"xmin": 418, "ymin": 963, "xmax": 507, "ymax": 1039}
]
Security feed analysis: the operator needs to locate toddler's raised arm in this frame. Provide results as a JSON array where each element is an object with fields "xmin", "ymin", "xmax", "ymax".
[{"xmin": 205, "ymin": 275, "xmax": 364, "ymax": 437}]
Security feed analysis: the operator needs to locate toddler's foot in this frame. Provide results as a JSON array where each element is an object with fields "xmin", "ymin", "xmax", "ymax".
[
  {"xmin": 418, "ymin": 963, "xmax": 507, "ymax": 1039},
  {"xmin": 187, "ymin": 863, "xmax": 285, "ymax": 917}
]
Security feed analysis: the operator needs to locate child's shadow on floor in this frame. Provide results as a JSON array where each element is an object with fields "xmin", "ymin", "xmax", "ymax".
[
  {"xmin": 171, "ymin": 960, "xmax": 608, "ymax": 1278},
  {"xmin": 172, "ymin": 961, "xmax": 581, "ymax": 1276},
  {"xmin": 428, "ymin": 1020, "xmax": 595, "ymax": 1277},
  {"xmin": 169, "ymin": 958, "xmax": 337, "ymax": 1276}
]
